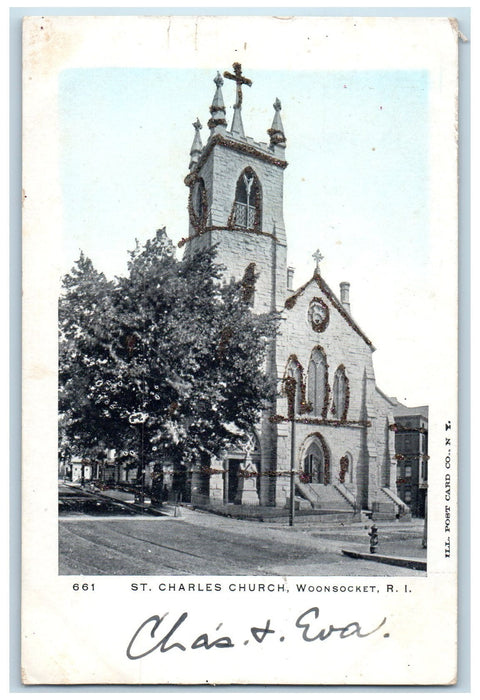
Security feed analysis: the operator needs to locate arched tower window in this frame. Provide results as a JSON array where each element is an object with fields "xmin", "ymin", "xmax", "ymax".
[
  {"xmin": 332, "ymin": 365, "xmax": 349, "ymax": 420},
  {"xmin": 307, "ymin": 347, "xmax": 328, "ymax": 417},
  {"xmin": 189, "ymin": 177, "xmax": 208, "ymax": 231},
  {"xmin": 193, "ymin": 178, "xmax": 206, "ymax": 218},
  {"xmin": 233, "ymin": 168, "xmax": 262, "ymax": 231}
]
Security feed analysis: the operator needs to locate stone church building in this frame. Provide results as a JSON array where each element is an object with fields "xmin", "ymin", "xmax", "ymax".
[{"xmin": 180, "ymin": 64, "xmax": 408, "ymax": 518}]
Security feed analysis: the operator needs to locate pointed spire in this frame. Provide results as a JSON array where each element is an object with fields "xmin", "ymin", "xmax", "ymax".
[
  {"xmin": 230, "ymin": 105, "xmax": 245, "ymax": 138},
  {"xmin": 207, "ymin": 72, "xmax": 227, "ymax": 134},
  {"xmin": 189, "ymin": 118, "xmax": 203, "ymax": 170},
  {"xmin": 268, "ymin": 98, "xmax": 286, "ymax": 148},
  {"xmin": 212, "ymin": 72, "xmax": 225, "ymax": 109}
]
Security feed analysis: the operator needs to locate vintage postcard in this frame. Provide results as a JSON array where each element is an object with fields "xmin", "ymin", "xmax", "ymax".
[{"xmin": 22, "ymin": 15, "xmax": 458, "ymax": 685}]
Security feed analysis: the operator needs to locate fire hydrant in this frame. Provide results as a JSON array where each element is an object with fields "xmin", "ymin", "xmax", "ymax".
[{"xmin": 368, "ymin": 524, "xmax": 379, "ymax": 553}]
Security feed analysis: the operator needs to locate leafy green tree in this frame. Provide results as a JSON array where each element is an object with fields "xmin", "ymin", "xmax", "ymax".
[
  {"xmin": 58, "ymin": 252, "xmax": 130, "ymax": 461},
  {"xmin": 59, "ymin": 229, "xmax": 276, "ymax": 486}
]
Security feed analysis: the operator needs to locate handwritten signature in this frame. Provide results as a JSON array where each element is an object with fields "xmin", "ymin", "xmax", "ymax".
[{"xmin": 126, "ymin": 607, "xmax": 388, "ymax": 659}]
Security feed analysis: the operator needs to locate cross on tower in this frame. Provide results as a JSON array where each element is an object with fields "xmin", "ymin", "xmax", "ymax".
[
  {"xmin": 223, "ymin": 62, "xmax": 252, "ymax": 109},
  {"xmin": 192, "ymin": 118, "xmax": 202, "ymax": 132},
  {"xmin": 312, "ymin": 249, "xmax": 324, "ymax": 271}
]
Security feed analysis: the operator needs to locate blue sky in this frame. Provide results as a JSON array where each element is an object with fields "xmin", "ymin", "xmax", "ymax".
[{"xmin": 59, "ymin": 66, "xmax": 430, "ymax": 403}]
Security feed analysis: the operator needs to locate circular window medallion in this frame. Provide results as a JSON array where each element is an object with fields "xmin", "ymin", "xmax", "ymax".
[{"xmin": 308, "ymin": 298, "xmax": 329, "ymax": 332}]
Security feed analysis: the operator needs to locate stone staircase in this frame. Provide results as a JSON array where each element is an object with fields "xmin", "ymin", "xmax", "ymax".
[
  {"xmin": 333, "ymin": 482, "xmax": 357, "ymax": 509},
  {"xmin": 295, "ymin": 481, "xmax": 356, "ymax": 513},
  {"xmin": 372, "ymin": 487, "xmax": 411, "ymax": 520}
]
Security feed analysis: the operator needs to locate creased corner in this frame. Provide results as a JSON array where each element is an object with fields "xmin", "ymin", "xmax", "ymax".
[{"xmin": 448, "ymin": 17, "xmax": 468, "ymax": 42}]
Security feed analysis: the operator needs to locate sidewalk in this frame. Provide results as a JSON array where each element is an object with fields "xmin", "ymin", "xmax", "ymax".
[
  {"xmin": 268, "ymin": 518, "xmax": 427, "ymax": 566},
  {"xmin": 67, "ymin": 482, "xmax": 172, "ymax": 516},
  {"xmin": 62, "ymin": 482, "xmax": 427, "ymax": 568},
  {"xmin": 178, "ymin": 502, "xmax": 427, "ymax": 569}
]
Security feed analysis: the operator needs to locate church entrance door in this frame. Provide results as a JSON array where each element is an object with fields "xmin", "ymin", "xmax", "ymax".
[
  {"xmin": 303, "ymin": 440, "xmax": 328, "ymax": 484},
  {"xmin": 227, "ymin": 459, "xmax": 242, "ymax": 503},
  {"xmin": 224, "ymin": 433, "xmax": 262, "ymax": 504}
]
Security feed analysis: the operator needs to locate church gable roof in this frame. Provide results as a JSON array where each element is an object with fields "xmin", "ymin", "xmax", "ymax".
[
  {"xmin": 284, "ymin": 271, "xmax": 375, "ymax": 349},
  {"xmin": 375, "ymin": 385, "xmax": 398, "ymax": 406}
]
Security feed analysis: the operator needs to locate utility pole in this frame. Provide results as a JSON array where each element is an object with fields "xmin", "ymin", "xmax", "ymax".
[
  {"xmin": 289, "ymin": 412, "xmax": 296, "ymax": 527},
  {"xmin": 285, "ymin": 375, "xmax": 297, "ymax": 527}
]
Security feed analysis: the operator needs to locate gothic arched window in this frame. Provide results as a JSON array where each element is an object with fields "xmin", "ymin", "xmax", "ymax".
[
  {"xmin": 193, "ymin": 178, "xmax": 206, "ymax": 218},
  {"xmin": 189, "ymin": 177, "xmax": 207, "ymax": 230},
  {"xmin": 285, "ymin": 357, "xmax": 303, "ymax": 417},
  {"xmin": 339, "ymin": 453, "xmax": 353, "ymax": 484},
  {"xmin": 233, "ymin": 168, "xmax": 262, "ymax": 231},
  {"xmin": 307, "ymin": 347, "xmax": 328, "ymax": 417},
  {"xmin": 332, "ymin": 365, "xmax": 349, "ymax": 420}
]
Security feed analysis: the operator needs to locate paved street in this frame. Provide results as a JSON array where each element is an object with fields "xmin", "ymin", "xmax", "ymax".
[{"xmin": 59, "ymin": 501, "xmax": 426, "ymax": 576}]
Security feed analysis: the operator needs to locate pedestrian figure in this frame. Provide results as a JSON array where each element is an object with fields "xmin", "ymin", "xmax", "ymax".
[{"xmin": 368, "ymin": 524, "xmax": 379, "ymax": 553}]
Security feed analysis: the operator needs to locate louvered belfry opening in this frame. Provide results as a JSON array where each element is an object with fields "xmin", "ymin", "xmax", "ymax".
[{"xmin": 234, "ymin": 168, "xmax": 261, "ymax": 231}]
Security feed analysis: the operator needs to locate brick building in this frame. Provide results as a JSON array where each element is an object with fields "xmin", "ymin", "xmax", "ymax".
[
  {"xmin": 390, "ymin": 403, "xmax": 429, "ymax": 517},
  {"xmin": 181, "ymin": 65, "xmax": 411, "ymax": 518}
]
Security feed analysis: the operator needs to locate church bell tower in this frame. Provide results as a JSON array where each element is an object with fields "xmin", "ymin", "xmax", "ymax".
[{"xmin": 182, "ymin": 64, "xmax": 288, "ymax": 313}]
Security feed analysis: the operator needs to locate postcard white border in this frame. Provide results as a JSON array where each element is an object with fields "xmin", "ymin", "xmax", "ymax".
[{"xmin": 19, "ymin": 11, "xmax": 463, "ymax": 687}]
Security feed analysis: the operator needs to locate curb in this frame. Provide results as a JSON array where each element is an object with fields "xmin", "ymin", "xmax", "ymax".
[{"xmin": 342, "ymin": 549, "xmax": 426, "ymax": 571}]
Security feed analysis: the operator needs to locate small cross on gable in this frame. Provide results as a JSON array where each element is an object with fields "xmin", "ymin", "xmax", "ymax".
[{"xmin": 312, "ymin": 249, "xmax": 324, "ymax": 271}]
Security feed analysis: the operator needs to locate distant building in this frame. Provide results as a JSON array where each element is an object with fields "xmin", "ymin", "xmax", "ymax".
[{"xmin": 390, "ymin": 401, "xmax": 429, "ymax": 517}]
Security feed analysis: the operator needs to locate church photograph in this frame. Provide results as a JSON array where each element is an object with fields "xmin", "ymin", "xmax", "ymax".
[
  {"xmin": 50, "ymin": 17, "xmax": 447, "ymax": 576},
  {"xmin": 22, "ymin": 15, "xmax": 462, "ymax": 686},
  {"xmin": 178, "ymin": 63, "xmax": 413, "ymax": 519}
]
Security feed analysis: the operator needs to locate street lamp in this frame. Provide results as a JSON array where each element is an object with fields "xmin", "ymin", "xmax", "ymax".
[{"xmin": 289, "ymin": 410, "xmax": 296, "ymax": 527}]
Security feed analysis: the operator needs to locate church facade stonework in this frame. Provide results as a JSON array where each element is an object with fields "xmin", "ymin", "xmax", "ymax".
[{"xmin": 182, "ymin": 65, "xmax": 408, "ymax": 519}]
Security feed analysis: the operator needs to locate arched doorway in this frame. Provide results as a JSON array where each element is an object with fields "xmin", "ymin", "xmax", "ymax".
[
  {"xmin": 225, "ymin": 433, "xmax": 261, "ymax": 504},
  {"xmin": 301, "ymin": 434, "xmax": 330, "ymax": 485}
]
